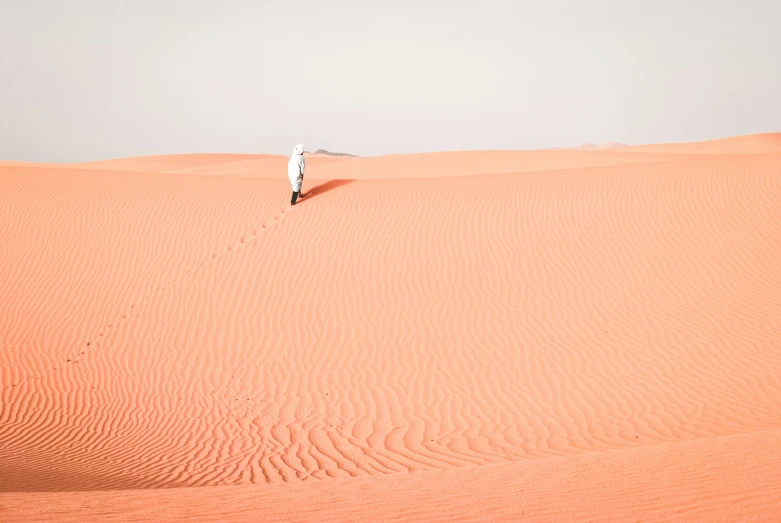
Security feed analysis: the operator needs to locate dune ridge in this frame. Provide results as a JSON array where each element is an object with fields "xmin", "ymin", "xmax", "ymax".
[
  {"xmin": 35, "ymin": 149, "xmax": 703, "ymax": 179},
  {"xmin": 1, "ymin": 133, "xmax": 780, "ymax": 520}
]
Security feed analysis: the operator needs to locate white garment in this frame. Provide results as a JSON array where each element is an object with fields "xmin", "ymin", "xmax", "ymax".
[{"xmin": 287, "ymin": 144, "xmax": 305, "ymax": 192}]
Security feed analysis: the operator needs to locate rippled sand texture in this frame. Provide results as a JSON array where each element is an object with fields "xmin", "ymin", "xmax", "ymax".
[{"xmin": 2, "ymin": 133, "xmax": 781, "ymax": 521}]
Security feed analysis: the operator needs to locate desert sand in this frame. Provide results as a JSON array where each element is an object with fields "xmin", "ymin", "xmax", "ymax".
[{"xmin": 1, "ymin": 133, "xmax": 781, "ymax": 521}]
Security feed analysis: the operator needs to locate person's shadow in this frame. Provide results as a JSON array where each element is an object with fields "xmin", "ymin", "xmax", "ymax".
[{"xmin": 300, "ymin": 179, "xmax": 353, "ymax": 203}]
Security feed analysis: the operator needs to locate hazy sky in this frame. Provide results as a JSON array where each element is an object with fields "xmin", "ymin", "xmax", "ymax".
[{"xmin": 2, "ymin": 0, "xmax": 779, "ymax": 161}]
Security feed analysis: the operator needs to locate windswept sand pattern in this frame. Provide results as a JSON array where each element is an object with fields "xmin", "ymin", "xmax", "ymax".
[
  {"xmin": 4, "ymin": 429, "xmax": 781, "ymax": 522},
  {"xmin": 2, "ymin": 138, "xmax": 781, "ymax": 520},
  {"xmin": 1, "ymin": 199, "xmax": 294, "ymax": 389},
  {"xmin": 1, "ymin": 168, "xmax": 289, "ymax": 379}
]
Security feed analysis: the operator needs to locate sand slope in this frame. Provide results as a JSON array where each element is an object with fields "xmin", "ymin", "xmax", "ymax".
[
  {"xmin": 2, "ymin": 134, "xmax": 781, "ymax": 520},
  {"xmin": 4, "ymin": 429, "xmax": 780, "ymax": 522}
]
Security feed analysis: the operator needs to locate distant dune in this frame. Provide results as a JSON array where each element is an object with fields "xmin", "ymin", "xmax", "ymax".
[
  {"xmin": 546, "ymin": 141, "xmax": 628, "ymax": 150},
  {"xmin": 306, "ymin": 149, "xmax": 359, "ymax": 157},
  {"xmin": 623, "ymin": 132, "xmax": 781, "ymax": 154},
  {"xmin": 32, "ymin": 149, "xmax": 703, "ymax": 180},
  {"xmin": 1, "ymin": 133, "xmax": 781, "ymax": 521}
]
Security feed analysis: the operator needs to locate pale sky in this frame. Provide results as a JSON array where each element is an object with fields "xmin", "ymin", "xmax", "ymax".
[{"xmin": 1, "ymin": 0, "xmax": 779, "ymax": 162}]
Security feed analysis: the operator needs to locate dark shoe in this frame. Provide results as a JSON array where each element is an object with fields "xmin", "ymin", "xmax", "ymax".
[{"xmin": 291, "ymin": 191, "xmax": 299, "ymax": 205}]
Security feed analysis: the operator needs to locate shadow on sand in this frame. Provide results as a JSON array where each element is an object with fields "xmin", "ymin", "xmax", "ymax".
[{"xmin": 299, "ymin": 179, "xmax": 354, "ymax": 203}]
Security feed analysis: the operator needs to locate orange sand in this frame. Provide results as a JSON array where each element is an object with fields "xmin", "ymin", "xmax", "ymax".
[{"xmin": 2, "ymin": 133, "xmax": 781, "ymax": 521}]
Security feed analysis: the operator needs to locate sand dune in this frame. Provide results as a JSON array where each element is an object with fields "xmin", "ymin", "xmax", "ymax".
[
  {"xmin": 2, "ymin": 133, "xmax": 780, "ymax": 521},
  {"xmin": 624, "ymin": 132, "xmax": 781, "ymax": 154}
]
